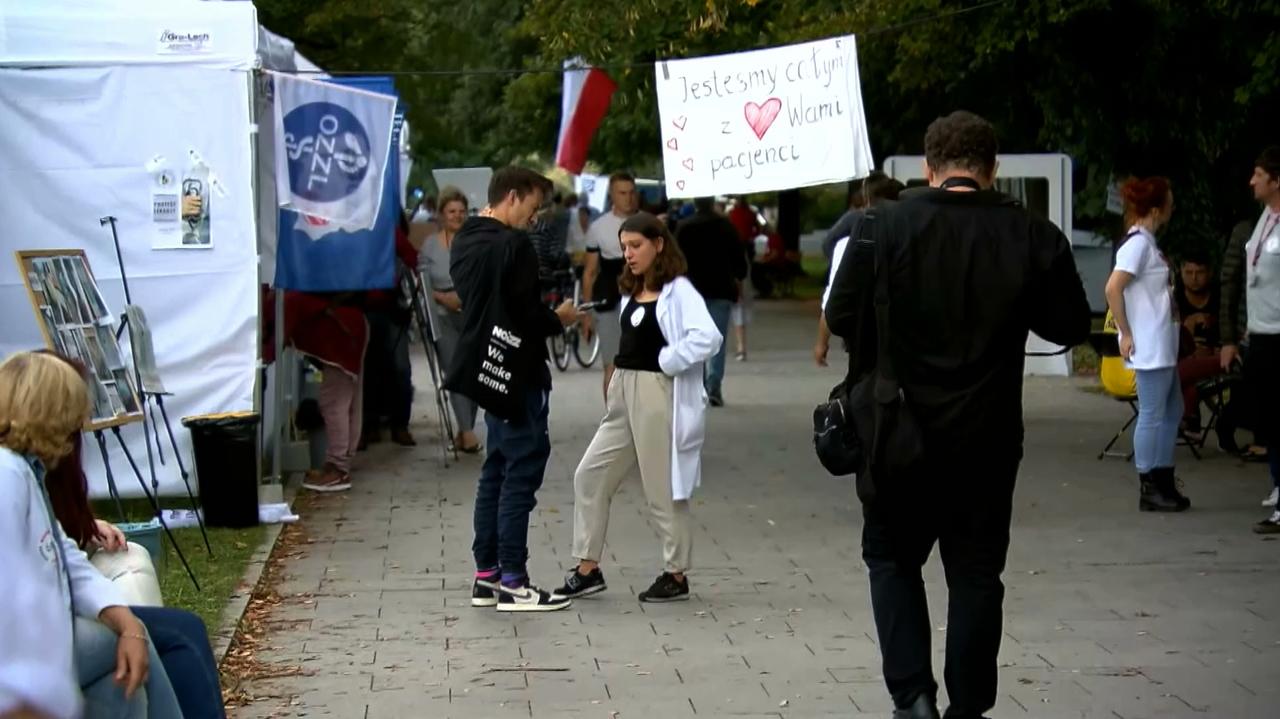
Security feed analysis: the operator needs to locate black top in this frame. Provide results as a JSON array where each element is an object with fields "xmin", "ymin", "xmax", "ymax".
[
  {"xmin": 825, "ymin": 187, "xmax": 1091, "ymax": 457},
  {"xmin": 449, "ymin": 216, "xmax": 562, "ymax": 392},
  {"xmin": 1176, "ymin": 287, "xmax": 1220, "ymax": 352},
  {"xmin": 614, "ymin": 300, "xmax": 666, "ymax": 372},
  {"xmin": 676, "ymin": 211, "xmax": 749, "ymax": 302}
]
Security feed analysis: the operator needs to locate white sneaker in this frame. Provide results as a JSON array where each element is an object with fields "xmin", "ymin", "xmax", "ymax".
[
  {"xmin": 496, "ymin": 584, "xmax": 573, "ymax": 612},
  {"xmin": 1263, "ymin": 487, "xmax": 1278, "ymax": 508}
]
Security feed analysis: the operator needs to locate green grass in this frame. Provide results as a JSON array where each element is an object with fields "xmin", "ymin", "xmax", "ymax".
[{"xmin": 91, "ymin": 498, "xmax": 267, "ymax": 632}]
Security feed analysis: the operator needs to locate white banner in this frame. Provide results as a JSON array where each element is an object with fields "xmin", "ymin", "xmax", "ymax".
[
  {"xmin": 654, "ymin": 35, "xmax": 874, "ymax": 198},
  {"xmin": 272, "ymin": 72, "xmax": 396, "ymax": 230}
]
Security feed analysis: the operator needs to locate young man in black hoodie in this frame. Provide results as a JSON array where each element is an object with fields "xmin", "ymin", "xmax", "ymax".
[
  {"xmin": 825, "ymin": 112, "xmax": 1091, "ymax": 719},
  {"xmin": 447, "ymin": 166, "xmax": 578, "ymax": 612}
]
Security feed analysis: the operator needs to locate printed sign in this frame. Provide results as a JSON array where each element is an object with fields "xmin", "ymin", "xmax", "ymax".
[
  {"xmin": 157, "ymin": 30, "xmax": 212, "ymax": 54},
  {"xmin": 655, "ymin": 35, "xmax": 874, "ymax": 198}
]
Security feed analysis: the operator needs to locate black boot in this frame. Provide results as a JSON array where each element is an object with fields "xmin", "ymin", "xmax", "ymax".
[
  {"xmin": 893, "ymin": 693, "xmax": 940, "ymax": 719},
  {"xmin": 1154, "ymin": 467, "xmax": 1191, "ymax": 511},
  {"xmin": 1140, "ymin": 469, "xmax": 1189, "ymax": 512}
]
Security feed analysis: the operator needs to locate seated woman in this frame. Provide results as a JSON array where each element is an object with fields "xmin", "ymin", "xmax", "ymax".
[
  {"xmin": 40, "ymin": 365, "xmax": 225, "ymax": 719},
  {"xmin": 0, "ymin": 351, "xmax": 183, "ymax": 719}
]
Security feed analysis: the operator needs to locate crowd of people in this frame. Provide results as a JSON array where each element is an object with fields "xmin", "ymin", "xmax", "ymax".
[
  {"xmin": 1102, "ymin": 147, "xmax": 1280, "ymax": 532},
  {"xmin": 5, "ymin": 113, "xmax": 1277, "ymax": 718}
]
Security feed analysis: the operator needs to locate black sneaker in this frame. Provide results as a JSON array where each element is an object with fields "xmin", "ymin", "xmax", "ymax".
[
  {"xmin": 1254, "ymin": 511, "xmax": 1280, "ymax": 534},
  {"xmin": 708, "ymin": 393, "xmax": 725, "ymax": 408},
  {"xmin": 554, "ymin": 567, "xmax": 608, "ymax": 599},
  {"xmin": 638, "ymin": 572, "xmax": 690, "ymax": 603},
  {"xmin": 496, "ymin": 583, "xmax": 573, "ymax": 613},
  {"xmin": 472, "ymin": 575, "xmax": 500, "ymax": 608}
]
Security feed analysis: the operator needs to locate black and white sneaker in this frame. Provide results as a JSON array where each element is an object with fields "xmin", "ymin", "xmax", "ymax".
[
  {"xmin": 638, "ymin": 572, "xmax": 690, "ymax": 603},
  {"xmin": 472, "ymin": 576, "xmax": 500, "ymax": 608},
  {"xmin": 496, "ymin": 583, "xmax": 573, "ymax": 612},
  {"xmin": 554, "ymin": 567, "xmax": 608, "ymax": 599}
]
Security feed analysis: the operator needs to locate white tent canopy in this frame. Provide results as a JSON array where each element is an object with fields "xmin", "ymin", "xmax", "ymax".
[
  {"xmin": 0, "ymin": 0, "xmax": 260, "ymax": 70},
  {"xmin": 0, "ymin": 0, "xmax": 287, "ymax": 499}
]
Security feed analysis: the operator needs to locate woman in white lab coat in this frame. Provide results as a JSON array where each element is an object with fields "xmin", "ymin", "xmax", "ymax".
[{"xmin": 555, "ymin": 212, "xmax": 722, "ymax": 603}]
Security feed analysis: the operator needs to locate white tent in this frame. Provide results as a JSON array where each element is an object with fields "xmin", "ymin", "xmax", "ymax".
[{"xmin": 0, "ymin": 0, "xmax": 283, "ymax": 499}]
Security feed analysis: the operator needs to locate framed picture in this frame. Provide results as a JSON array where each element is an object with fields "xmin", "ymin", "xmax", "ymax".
[{"xmin": 14, "ymin": 250, "xmax": 143, "ymax": 431}]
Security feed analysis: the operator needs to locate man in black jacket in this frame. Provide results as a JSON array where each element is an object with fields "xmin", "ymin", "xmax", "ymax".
[
  {"xmin": 825, "ymin": 112, "xmax": 1091, "ymax": 719},
  {"xmin": 676, "ymin": 197, "xmax": 748, "ymax": 405},
  {"xmin": 448, "ymin": 166, "xmax": 578, "ymax": 612}
]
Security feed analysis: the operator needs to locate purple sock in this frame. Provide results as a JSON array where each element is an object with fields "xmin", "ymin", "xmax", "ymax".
[{"xmin": 500, "ymin": 571, "xmax": 527, "ymax": 589}]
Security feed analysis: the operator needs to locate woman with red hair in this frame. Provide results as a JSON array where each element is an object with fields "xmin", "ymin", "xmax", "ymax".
[{"xmin": 1104, "ymin": 177, "xmax": 1191, "ymax": 512}]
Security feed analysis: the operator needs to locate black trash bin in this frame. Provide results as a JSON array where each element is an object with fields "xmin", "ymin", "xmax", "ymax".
[{"xmin": 182, "ymin": 411, "xmax": 260, "ymax": 528}]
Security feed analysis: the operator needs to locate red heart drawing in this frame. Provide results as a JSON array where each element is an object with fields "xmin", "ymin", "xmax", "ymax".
[
  {"xmin": 673, "ymin": 116, "xmax": 688, "ymax": 131},
  {"xmin": 666, "ymin": 137, "xmax": 678, "ymax": 151},
  {"xmin": 743, "ymin": 98, "xmax": 782, "ymax": 140},
  {"xmin": 681, "ymin": 157, "xmax": 694, "ymax": 171},
  {"xmin": 676, "ymin": 180, "xmax": 686, "ymax": 191}
]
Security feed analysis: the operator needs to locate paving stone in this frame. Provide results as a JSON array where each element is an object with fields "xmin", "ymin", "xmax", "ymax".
[{"xmin": 228, "ymin": 302, "xmax": 1280, "ymax": 718}]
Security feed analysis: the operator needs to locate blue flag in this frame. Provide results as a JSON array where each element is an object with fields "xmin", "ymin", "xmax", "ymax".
[{"xmin": 273, "ymin": 76, "xmax": 400, "ymax": 292}]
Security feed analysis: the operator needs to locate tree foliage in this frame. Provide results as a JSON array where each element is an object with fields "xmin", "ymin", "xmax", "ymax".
[{"xmin": 258, "ymin": 0, "xmax": 1280, "ymax": 253}]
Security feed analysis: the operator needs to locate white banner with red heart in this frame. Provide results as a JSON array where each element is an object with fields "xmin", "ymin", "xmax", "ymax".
[{"xmin": 654, "ymin": 35, "xmax": 874, "ymax": 198}]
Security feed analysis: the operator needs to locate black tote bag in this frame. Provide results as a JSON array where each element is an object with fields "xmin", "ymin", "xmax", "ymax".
[{"xmin": 444, "ymin": 238, "xmax": 530, "ymax": 421}]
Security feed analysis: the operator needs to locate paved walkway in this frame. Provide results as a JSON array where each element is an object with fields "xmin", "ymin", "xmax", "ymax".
[{"xmin": 234, "ymin": 301, "xmax": 1278, "ymax": 718}]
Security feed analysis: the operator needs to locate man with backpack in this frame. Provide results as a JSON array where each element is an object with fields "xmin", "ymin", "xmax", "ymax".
[{"xmin": 824, "ymin": 111, "xmax": 1091, "ymax": 719}]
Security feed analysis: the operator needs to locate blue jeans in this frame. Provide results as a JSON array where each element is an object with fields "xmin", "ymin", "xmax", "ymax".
[
  {"xmin": 131, "ymin": 607, "xmax": 225, "ymax": 719},
  {"xmin": 703, "ymin": 299, "xmax": 733, "ymax": 397},
  {"xmin": 1134, "ymin": 367, "xmax": 1182, "ymax": 473},
  {"xmin": 473, "ymin": 387, "xmax": 551, "ymax": 577},
  {"xmin": 75, "ymin": 617, "xmax": 184, "ymax": 719}
]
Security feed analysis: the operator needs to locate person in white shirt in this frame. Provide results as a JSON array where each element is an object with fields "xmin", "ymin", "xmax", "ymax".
[
  {"xmin": 0, "ymin": 351, "xmax": 182, "ymax": 719},
  {"xmin": 554, "ymin": 212, "xmax": 722, "ymax": 604},
  {"xmin": 1241, "ymin": 147, "xmax": 1280, "ymax": 534},
  {"xmin": 1105, "ymin": 177, "xmax": 1191, "ymax": 513},
  {"xmin": 581, "ymin": 173, "xmax": 639, "ymax": 400}
]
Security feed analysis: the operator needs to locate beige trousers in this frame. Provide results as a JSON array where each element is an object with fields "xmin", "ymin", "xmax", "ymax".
[{"xmin": 572, "ymin": 369, "xmax": 693, "ymax": 573}]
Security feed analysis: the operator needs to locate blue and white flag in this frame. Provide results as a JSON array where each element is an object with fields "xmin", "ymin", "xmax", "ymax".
[{"xmin": 272, "ymin": 72, "xmax": 397, "ymax": 230}]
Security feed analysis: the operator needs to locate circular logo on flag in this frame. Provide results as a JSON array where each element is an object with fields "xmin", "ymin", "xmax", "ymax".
[{"xmin": 283, "ymin": 101, "xmax": 372, "ymax": 203}]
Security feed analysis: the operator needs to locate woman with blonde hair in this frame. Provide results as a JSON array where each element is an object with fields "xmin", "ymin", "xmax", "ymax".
[
  {"xmin": 555, "ymin": 212, "xmax": 722, "ymax": 603},
  {"xmin": 0, "ymin": 351, "xmax": 182, "ymax": 719}
]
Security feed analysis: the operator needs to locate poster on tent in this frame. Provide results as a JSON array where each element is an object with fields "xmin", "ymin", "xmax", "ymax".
[
  {"xmin": 14, "ymin": 250, "xmax": 142, "ymax": 430},
  {"xmin": 654, "ymin": 35, "xmax": 875, "ymax": 198},
  {"xmin": 149, "ymin": 160, "xmax": 215, "ymax": 250}
]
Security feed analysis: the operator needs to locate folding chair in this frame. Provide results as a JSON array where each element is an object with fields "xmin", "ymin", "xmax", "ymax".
[
  {"xmin": 1192, "ymin": 372, "xmax": 1241, "ymax": 451},
  {"xmin": 1088, "ymin": 331, "xmax": 1201, "ymax": 461}
]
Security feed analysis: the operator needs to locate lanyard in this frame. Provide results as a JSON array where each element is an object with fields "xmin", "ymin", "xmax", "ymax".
[{"xmin": 1254, "ymin": 213, "xmax": 1279, "ymax": 269}]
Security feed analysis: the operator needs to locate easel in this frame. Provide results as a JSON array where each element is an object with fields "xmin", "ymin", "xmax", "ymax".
[
  {"xmin": 119, "ymin": 303, "xmax": 214, "ymax": 556},
  {"xmin": 100, "ymin": 216, "xmax": 211, "ymax": 564},
  {"xmin": 406, "ymin": 268, "xmax": 458, "ymax": 467}
]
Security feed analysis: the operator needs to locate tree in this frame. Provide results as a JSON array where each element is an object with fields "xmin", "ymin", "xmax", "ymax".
[
  {"xmin": 259, "ymin": 0, "xmax": 1280, "ymax": 252},
  {"xmin": 518, "ymin": 0, "xmax": 1280, "ymax": 254}
]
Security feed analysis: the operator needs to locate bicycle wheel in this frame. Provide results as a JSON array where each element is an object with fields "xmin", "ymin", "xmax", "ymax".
[
  {"xmin": 574, "ymin": 325, "xmax": 600, "ymax": 368},
  {"xmin": 551, "ymin": 330, "xmax": 571, "ymax": 371}
]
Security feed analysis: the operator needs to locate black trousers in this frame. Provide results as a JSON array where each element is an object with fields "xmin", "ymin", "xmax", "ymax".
[
  {"xmin": 861, "ymin": 453, "xmax": 1019, "ymax": 718},
  {"xmin": 362, "ymin": 308, "xmax": 413, "ymax": 430}
]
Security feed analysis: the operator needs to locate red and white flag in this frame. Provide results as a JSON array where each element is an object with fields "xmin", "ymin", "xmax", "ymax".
[{"xmin": 555, "ymin": 59, "xmax": 616, "ymax": 174}]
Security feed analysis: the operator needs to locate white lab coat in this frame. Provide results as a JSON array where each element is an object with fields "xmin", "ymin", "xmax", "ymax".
[{"xmin": 620, "ymin": 276, "xmax": 723, "ymax": 501}]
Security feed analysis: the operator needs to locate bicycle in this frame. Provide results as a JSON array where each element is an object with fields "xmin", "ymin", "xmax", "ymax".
[{"xmin": 543, "ymin": 268, "xmax": 600, "ymax": 371}]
